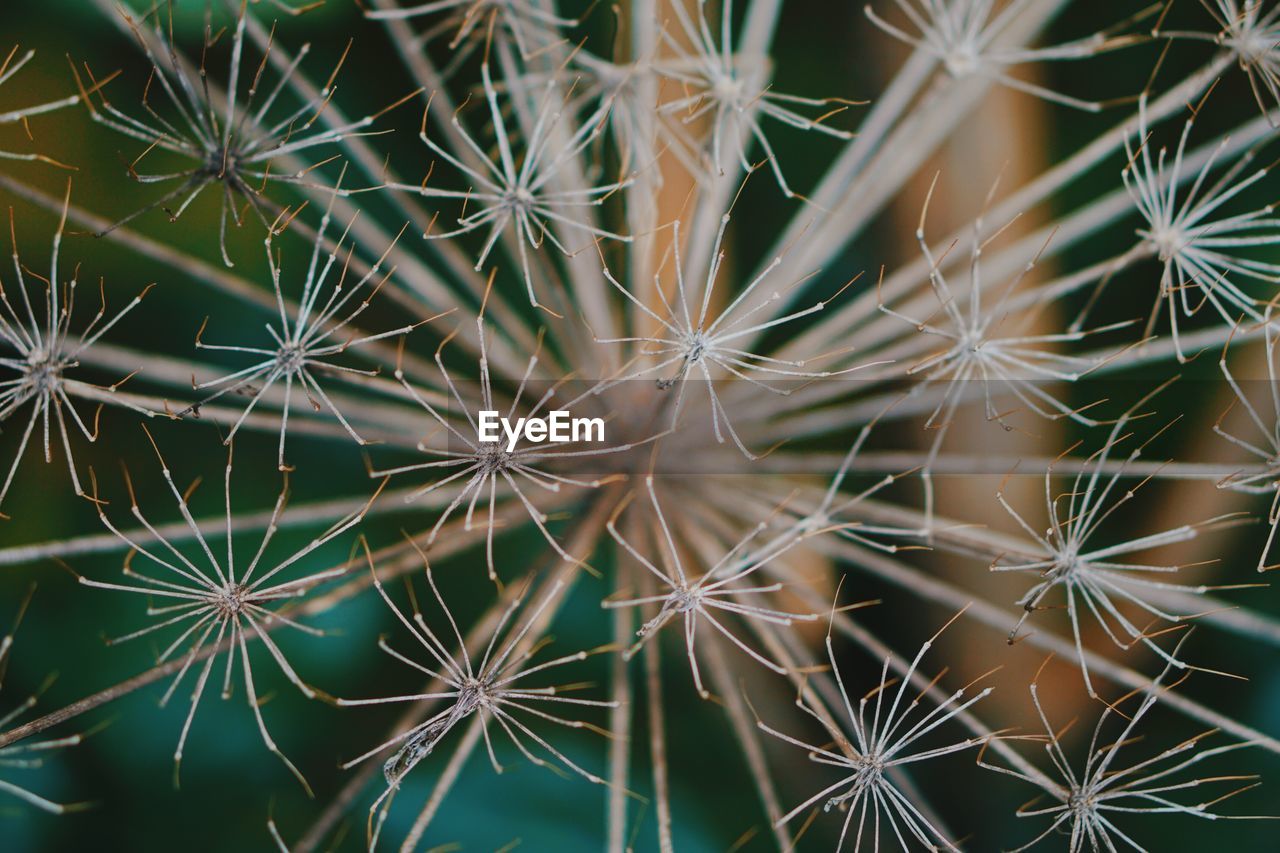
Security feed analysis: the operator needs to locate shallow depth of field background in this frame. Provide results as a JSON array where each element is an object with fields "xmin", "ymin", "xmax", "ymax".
[{"xmin": 0, "ymin": 1, "xmax": 1278, "ymax": 851}]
